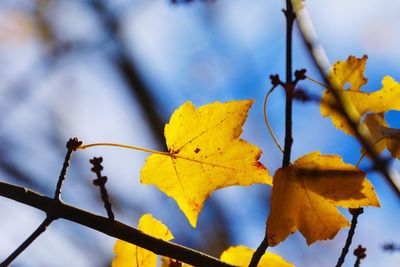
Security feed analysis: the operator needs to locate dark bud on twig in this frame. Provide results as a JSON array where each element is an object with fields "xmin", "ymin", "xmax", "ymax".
[
  {"xmin": 90, "ymin": 157, "xmax": 115, "ymax": 221},
  {"xmin": 354, "ymin": 245, "xmax": 366, "ymax": 259},
  {"xmin": 269, "ymin": 74, "xmax": 281, "ymax": 86},
  {"xmin": 353, "ymin": 245, "xmax": 366, "ymax": 267},
  {"xmin": 66, "ymin": 137, "xmax": 82, "ymax": 151},
  {"xmin": 90, "ymin": 157, "xmax": 104, "ymax": 175},
  {"xmin": 294, "ymin": 69, "xmax": 307, "ymax": 81}
]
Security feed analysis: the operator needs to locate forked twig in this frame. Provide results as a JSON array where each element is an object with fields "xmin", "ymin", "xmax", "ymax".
[{"xmin": 2, "ymin": 138, "xmax": 81, "ymax": 266}]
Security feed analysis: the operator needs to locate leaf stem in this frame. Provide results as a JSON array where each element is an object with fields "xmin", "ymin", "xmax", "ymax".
[
  {"xmin": 306, "ymin": 76, "xmax": 329, "ymax": 89},
  {"xmin": 263, "ymin": 85, "xmax": 284, "ymax": 153},
  {"xmin": 1, "ymin": 216, "xmax": 54, "ymax": 266},
  {"xmin": 355, "ymin": 154, "xmax": 366, "ymax": 168},
  {"xmin": 78, "ymin": 142, "xmax": 171, "ymax": 157}
]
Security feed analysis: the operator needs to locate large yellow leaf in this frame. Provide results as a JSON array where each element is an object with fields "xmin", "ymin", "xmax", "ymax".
[
  {"xmin": 220, "ymin": 245, "xmax": 294, "ymax": 267},
  {"xmin": 112, "ymin": 214, "xmax": 173, "ymax": 267},
  {"xmin": 140, "ymin": 100, "xmax": 272, "ymax": 227},
  {"xmin": 320, "ymin": 55, "xmax": 400, "ymax": 135},
  {"xmin": 362, "ymin": 113, "xmax": 400, "ymax": 159},
  {"xmin": 267, "ymin": 152, "xmax": 380, "ymax": 246}
]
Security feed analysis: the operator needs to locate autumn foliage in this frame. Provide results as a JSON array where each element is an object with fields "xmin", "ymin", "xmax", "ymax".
[
  {"xmin": 104, "ymin": 54, "xmax": 400, "ymax": 266},
  {"xmin": 2, "ymin": 1, "xmax": 400, "ymax": 266}
]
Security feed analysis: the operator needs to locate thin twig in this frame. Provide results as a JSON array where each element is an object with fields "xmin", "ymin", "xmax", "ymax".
[
  {"xmin": 90, "ymin": 157, "xmax": 114, "ymax": 221},
  {"xmin": 335, "ymin": 208, "xmax": 364, "ymax": 267},
  {"xmin": 282, "ymin": 0, "xmax": 296, "ymax": 168},
  {"xmin": 0, "ymin": 181, "xmax": 234, "ymax": 267},
  {"xmin": 54, "ymin": 138, "xmax": 82, "ymax": 200},
  {"xmin": 353, "ymin": 245, "xmax": 366, "ymax": 267},
  {"xmin": 1, "ymin": 138, "xmax": 83, "ymax": 266},
  {"xmin": 293, "ymin": 0, "xmax": 400, "ymax": 199},
  {"xmin": 249, "ymin": 2, "xmax": 296, "ymax": 266},
  {"xmin": 0, "ymin": 216, "xmax": 53, "ymax": 267}
]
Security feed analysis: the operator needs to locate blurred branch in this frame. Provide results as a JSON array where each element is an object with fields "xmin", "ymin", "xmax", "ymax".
[
  {"xmin": 89, "ymin": 0, "xmax": 166, "ymax": 148},
  {"xmin": 293, "ymin": 0, "xmax": 400, "ymax": 199},
  {"xmin": 0, "ymin": 181, "xmax": 235, "ymax": 267},
  {"xmin": 383, "ymin": 243, "xmax": 400, "ymax": 253}
]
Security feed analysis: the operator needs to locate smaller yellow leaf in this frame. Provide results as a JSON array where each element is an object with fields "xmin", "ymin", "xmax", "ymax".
[
  {"xmin": 330, "ymin": 55, "xmax": 368, "ymax": 91},
  {"xmin": 220, "ymin": 245, "xmax": 294, "ymax": 267},
  {"xmin": 362, "ymin": 113, "xmax": 400, "ymax": 159},
  {"xmin": 112, "ymin": 214, "xmax": 173, "ymax": 267},
  {"xmin": 267, "ymin": 152, "xmax": 380, "ymax": 246},
  {"xmin": 320, "ymin": 54, "xmax": 400, "ymax": 135}
]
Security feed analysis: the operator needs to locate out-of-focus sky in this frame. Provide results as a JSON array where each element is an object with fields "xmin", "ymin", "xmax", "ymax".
[{"xmin": 0, "ymin": 0, "xmax": 399, "ymax": 266}]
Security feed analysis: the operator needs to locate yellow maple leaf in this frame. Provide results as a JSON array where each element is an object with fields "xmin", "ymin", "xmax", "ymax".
[
  {"xmin": 220, "ymin": 245, "xmax": 294, "ymax": 267},
  {"xmin": 140, "ymin": 100, "xmax": 272, "ymax": 227},
  {"xmin": 362, "ymin": 113, "xmax": 400, "ymax": 159},
  {"xmin": 320, "ymin": 55, "xmax": 400, "ymax": 135},
  {"xmin": 112, "ymin": 214, "xmax": 173, "ymax": 267},
  {"xmin": 267, "ymin": 152, "xmax": 380, "ymax": 246}
]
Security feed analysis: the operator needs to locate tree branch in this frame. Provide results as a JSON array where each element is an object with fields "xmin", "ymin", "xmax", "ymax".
[
  {"xmin": 1, "ymin": 216, "xmax": 53, "ymax": 267},
  {"xmin": 282, "ymin": 0, "xmax": 296, "ymax": 168},
  {"xmin": 249, "ymin": 2, "xmax": 296, "ymax": 266},
  {"xmin": 335, "ymin": 208, "xmax": 364, "ymax": 267},
  {"xmin": 0, "ymin": 181, "xmax": 235, "ymax": 267}
]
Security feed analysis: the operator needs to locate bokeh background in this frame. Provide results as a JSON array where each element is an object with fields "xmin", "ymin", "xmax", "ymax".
[{"xmin": 0, "ymin": 0, "xmax": 400, "ymax": 266}]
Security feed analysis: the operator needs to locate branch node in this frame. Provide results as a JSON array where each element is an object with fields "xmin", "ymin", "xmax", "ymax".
[
  {"xmin": 349, "ymin": 207, "xmax": 364, "ymax": 216},
  {"xmin": 90, "ymin": 157, "xmax": 115, "ymax": 221}
]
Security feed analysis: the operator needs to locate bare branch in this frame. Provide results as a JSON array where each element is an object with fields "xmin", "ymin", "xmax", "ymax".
[{"xmin": 0, "ymin": 181, "xmax": 235, "ymax": 267}]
